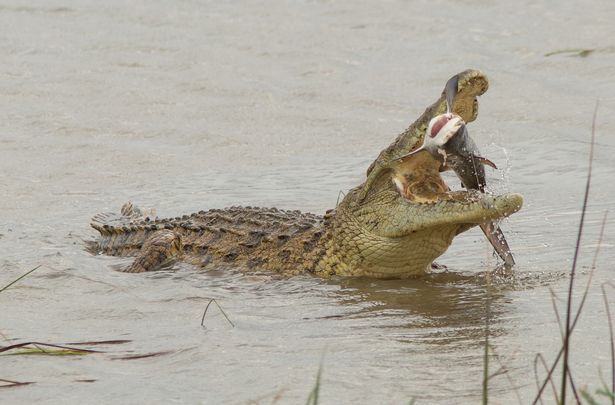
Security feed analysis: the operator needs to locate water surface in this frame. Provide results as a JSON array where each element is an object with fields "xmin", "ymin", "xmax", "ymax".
[{"xmin": 1, "ymin": 1, "xmax": 615, "ymax": 403}]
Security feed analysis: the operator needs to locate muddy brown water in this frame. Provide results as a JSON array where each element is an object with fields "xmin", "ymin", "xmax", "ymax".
[{"xmin": 1, "ymin": 1, "xmax": 615, "ymax": 404}]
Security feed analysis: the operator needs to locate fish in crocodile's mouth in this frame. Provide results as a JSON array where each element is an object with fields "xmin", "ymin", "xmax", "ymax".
[{"xmin": 390, "ymin": 149, "xmax": 449, "ymax": 203}]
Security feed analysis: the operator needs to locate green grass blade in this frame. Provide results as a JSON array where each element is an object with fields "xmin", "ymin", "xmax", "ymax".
[
  {"xmin": 0, "ymin": 342, "xmax": 99, "ymax": 355},
  {"xmin": 0, "ymin": 265, "xmax": 42, "ymax": 293},
  {"xmin": 560, "ymin": 101, "xmax": 598, "ymax": 404},
  {"xmin": 200, "ymin": 299, "xmax": 235, "ymax": 328},
  {"xmin": 3, "ymin": 348, "xmax": 90, "ymax": 356},
  {"xmin": 597, "ymin": 385, "xmax": 615, "ymax": 400},
  {"xmin": 580, "ymin": 389, "xmax": 601, "ymax": 405},
  {"xmin": 306, "ymin": 363, "xmax": 323, "ymax": 405}
]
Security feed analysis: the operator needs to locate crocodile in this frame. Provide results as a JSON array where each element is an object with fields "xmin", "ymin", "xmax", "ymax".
[{"xmin": 90, "ymin": 69, "xmax": 523, "ymax": 279}]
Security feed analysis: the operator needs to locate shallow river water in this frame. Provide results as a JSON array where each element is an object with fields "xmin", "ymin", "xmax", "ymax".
[{"xmin": 1, "ymin": 1, "xmax": 615, "ymax": 404}]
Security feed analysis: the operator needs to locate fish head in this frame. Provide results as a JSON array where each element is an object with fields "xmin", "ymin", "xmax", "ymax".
[{"xmin": 425, "ymin": 113, "xmax": 465, "ymax": 150}]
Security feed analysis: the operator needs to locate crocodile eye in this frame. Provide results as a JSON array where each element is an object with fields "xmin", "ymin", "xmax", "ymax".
[{"xmin": 430, "ymin": 115, "xmax": 449, "ymax": 137}]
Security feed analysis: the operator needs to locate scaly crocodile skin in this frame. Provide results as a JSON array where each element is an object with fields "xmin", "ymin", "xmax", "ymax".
[{"xmin": 90, "ymin": 70, "xmax": 522, "ymax": 279}]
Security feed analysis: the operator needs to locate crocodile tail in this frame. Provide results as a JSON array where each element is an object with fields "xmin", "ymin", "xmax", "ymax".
[
  {"xmin": 90, "ymin": 202, "xmax": 152, "ymax": 255},
  {"xmin": 91, "ymin": 202, "xmax": 148, "ymax": 230}
]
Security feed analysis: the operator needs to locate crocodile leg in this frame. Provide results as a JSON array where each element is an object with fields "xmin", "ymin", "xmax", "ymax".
[{"xmin": 124, "ymin": 230, "xmax": 182, "ymax": 273}]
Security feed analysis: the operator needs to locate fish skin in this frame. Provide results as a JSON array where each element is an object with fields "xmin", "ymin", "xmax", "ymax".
[{"xmin": 441, "ymin": 124, "xmax": 486, "ymax": 191}]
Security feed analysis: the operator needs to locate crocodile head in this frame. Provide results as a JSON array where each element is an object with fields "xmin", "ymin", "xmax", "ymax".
[{"xmin": 316, "ymin": 70, "xmax": 523, "ymax": 278}]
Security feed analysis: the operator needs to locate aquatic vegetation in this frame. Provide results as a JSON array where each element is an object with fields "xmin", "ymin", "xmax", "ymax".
[
  {"xmin": 0, "ymin": 378, "xmax": 34, "ymax": 389},
  {"xmin": 0, "ymin": 266, "xmax": 98, "ymax": 386},
  {"xmin": 200, "ymin": 298, "xmax": 235, "ymax": 328},
  {"xmin": 580, "ymin": 384, "xmax": 615, "ymax": 405},
  {"xmin": 530, "ymin": 103, "xmax": 606, "ymax": 405},
  {"xmin": 0, "ymin": 265, "xmax": 166, "ymax": 386},
  {"xmin": 0, "ymin": 342, "xmax": 98, "ymax": 356},
  {"xmin": 0, "ymin": 265, "xmax": 41, "ymax": 293},
  {"xmin": 305, "ymin": 362, "xmax": 323, "ymax": 405}
]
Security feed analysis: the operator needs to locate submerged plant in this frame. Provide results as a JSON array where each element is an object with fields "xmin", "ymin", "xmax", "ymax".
[
  {"xmin": 305, "ymin": 363, "xmax": 323, "ymax": 405},
  {"xmin": 0, "ymin": 342, "xmax": 99, "ymax": 356},
  {"xmin": 200, "ymin": 298, "xmax": 235, "ymax": 328},
  {"xmin": 530, "ymin": 103, "xmax": 612, "ymax": 405},
  {"xmin": 0, "ymin": 265, "xmax": 41, "ymax": 293}
]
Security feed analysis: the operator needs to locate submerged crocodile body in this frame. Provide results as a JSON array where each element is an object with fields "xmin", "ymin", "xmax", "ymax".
[{"xmin": 90, "ymin": 69, "xmax": 523, "ymax": 278}]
